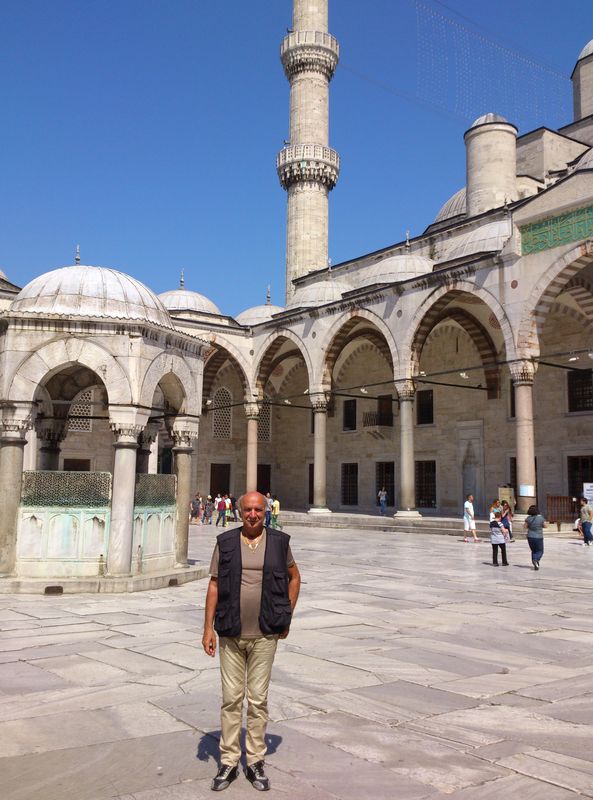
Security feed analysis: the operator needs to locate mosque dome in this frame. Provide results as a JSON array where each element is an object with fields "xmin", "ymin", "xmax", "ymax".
[
  {"xmin": 577, "ymin": 40, "xmax": 593, "ymax": 62},
  {"xmin": 288, "ymin": 278, "xmax": 352, "ymax": 308},
  {"xmin": 159, "ymin": 288, "xmax": 221, "ymax": 316},
  {"xmin": 357, "ymin": 255, "xmax": 433, "ymax": 287},
  {"xmin": 11, "ymin": 265, "xmax": 173, "ymax": 328},
  {"xmin": 434, "ymin": 188, "xmax": 467, "ymax": 224},
  {"xmin": 441, "ymin": 220, "xmax": 511, "ymax": 261},
  {"xmin": 575, "ymin": 147, "xmax": 593, "ymax": 171},
  {"xmin": 469, "ymin": 113, "xmax": 510, "ymax": 128},
  {"xmin": 235, "ymin": 304, "xmax": 285, "ymax": 325}
]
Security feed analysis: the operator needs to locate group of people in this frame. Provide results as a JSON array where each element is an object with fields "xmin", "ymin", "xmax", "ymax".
[
  {"xmin": 463, "ymin": 492, "xmax": 574, "ymax": 570},
  {"xmin": 190, "ymin": 491, "xmax": 283, "ymax": 530}
]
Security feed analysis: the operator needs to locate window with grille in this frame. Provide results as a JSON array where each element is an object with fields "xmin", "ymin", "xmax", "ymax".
[
  {"xmin": 416, "ymin": 390, "xmax": 433, "ymax": 425},
  {"xmin": 376, "ymin": 462, "xmax": 395, "ymax": 506},
  {"xmin": 341, "ymin": 463, "xmax": 358, "ymax": 505},
  {"xmin": 415, "ymin": 460, "xmax": 436, "ymax": 507},
  {"xmin": 212, "ymin": 388, "xmax": 232, "ymax": 439},
  {"xmin": 68, "ymin": 388, "xmax": 93, "ymax": 432},
  {"xmin": 568, "ymin": 369, "xmax": 593, "ymax": 412},
  {"xmin": 343, "ymin": 399, "xmax": 357, "ymax": 431},
  {"xmin": 568, "ymin": 456, "xmax": 593, "ymax": 498},
  {"xmin": 258, "ymin": 398, "xmax": 271, "ymax": 442}
]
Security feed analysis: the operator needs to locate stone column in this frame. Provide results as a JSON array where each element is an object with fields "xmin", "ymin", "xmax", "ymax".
[
  {"xmin": 244, "ymin": 402, "xmax": 260, "ymax": 494},
  {"xmin": 395, "ymin": 380, "xmax": 421, "ymax": 518},
  {"xmin": 510, "ymin": 360, "xmax": 537, "ymax": 514},
  {"xmin": 136, "ymin": 423, "xmax": 159, "ymax": 474},
  {"xmin": 309, "ymin": 392, "xmax": 331, "ymax": 513},
  {"xmin": 0, "ymin": 419, "xmax": 31, "ymax": 575},
  {"xmin": 171, "ymin": 427, "xmax": 195, "ymax": 567},
  {"xmin": 36, "ymin": 420, "xmax": 67, "ymax": 471},
  {"xmin": 108, "ymin": 425, "xmax": 141, "ymax": 576}
]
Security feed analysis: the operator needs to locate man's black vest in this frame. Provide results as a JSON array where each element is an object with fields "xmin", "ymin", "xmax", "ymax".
[{"xmin": 214, "ymin": 527, "xmax": 292, "ymax": 638}]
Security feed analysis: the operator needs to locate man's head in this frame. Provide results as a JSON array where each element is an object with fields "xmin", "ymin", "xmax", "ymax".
[
  {"xmin": 581, "ymin": 496, "xmax": 588, "ymax": 506},
  {"xmin": 239, "ymin": 491, "xmax": 266, "ymax": 537},
  {"xmin": 467, "ymin": 494, "xmax": 473, "ymax": 502}
]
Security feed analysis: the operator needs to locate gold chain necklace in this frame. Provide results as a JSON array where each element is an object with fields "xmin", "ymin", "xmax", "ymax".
[{"xmin": 242, "ymin": 532, "xmax": 264, "ymax": 551}]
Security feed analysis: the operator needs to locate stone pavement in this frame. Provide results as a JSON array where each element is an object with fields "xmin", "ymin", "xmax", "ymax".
[{"xmin": 2, "ymin": 525, "xmax": 593, "ymax": 799}]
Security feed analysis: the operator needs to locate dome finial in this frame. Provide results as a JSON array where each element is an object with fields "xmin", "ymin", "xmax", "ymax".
[
  {"xmin": 75, "ymin": 244, "xmax": 81, "ymax": 265},
  {"xmin": 179, "ymin": 268, "xmax": 185, "ymax": 289},
  {"xmin": 266, "ymin": 284, "xmax": 271, "ymax": 305},
  {"xmin": 405, "ymin": 230, "xmax": 411, "ymax": 250}
]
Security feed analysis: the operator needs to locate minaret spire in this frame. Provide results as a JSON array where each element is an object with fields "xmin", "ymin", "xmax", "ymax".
[
  {"xmin": 180, "ymin": 268, "xmax": 185, "ymax": 289},
  {"xmin": 277, "ymin": 0, "xmax": 340, "ymax": 302}
]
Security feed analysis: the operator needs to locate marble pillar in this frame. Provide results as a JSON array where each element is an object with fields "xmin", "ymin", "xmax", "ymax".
[
  {"xmin": 245, "ymin": 403, "xmax": 260, "ymax": 494},
  {"xmin": 172, "ymin": 428, "xmax": 194, "ymax": 567},
  {"xmin": 36, "ymin": 420, "xmax": 67, "ymax": 471},
  {"xmin": 395, "ymin": 380, "xmax": 421, "ymax": 518},
  {"xmin": 108, "ymin": 425, "xmax": 141, "ymax": 576},
  {"xmin": 0, "ymin": 420, "xmax": 30, "ymax": 575},
  {"xmin": 309, "ymin": 392, "xmax": 331, "ymax": 513},
  {"xmin": 511, "ymin": 360, "xmax": 537, "ymax": 514}
]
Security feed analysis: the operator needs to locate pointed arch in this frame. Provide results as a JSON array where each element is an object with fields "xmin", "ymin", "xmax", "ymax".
[
  {"xmin": 202, "ymin": 340, "xmax": 250, "ymax": 404},
  {"xmin": 139, "ymin": 352, "xmax": 200, "ymax": 416},
  {"xmin": 254, "ymin": 329, "xmax": 313, "ymax": 396}
]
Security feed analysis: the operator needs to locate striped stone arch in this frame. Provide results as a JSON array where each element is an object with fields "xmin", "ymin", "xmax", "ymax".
[
  {"xmin": 275, "ymin": 361, "xmax": 308, "ymax": 395},
  {"xmin": 517, "ymin": 240, "xmax": 593, "ymax": 357},
  {"xmin": 202, "ymin": 345, "xmax": 249, "ymax": 406},
  {"xmin": 139, "ymin": 352, "xmax": 200, "ymax": 416},
  {"xmin": 319, "ymin": 311, "xmax": 399, "ymax": 389},
  {"xmin": 563, "ymin": 275, "xmax": 593, "ymax": 320},
  {"xmin": 546, "ymin": 302, "xmax": 593, "ymax": 334},
  {"xmin": 335, "ymin": 341, "xmax": 392, "ymax": 386},
  {"xmin": 254, "ymin": 330, "xmax": 313, "ymax": 397},
  {"xmin": 407, "ymin": 290, "xmax": 508, "ymax": 399}
]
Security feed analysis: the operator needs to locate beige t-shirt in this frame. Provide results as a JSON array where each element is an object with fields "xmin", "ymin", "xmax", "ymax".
[{"xmin": 209, "ymin": 530, "xmax": 295, "ymax": 638}]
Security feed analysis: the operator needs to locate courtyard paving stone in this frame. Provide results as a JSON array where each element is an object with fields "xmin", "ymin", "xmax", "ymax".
[{"xmin": 1, "ymin": 525, "xmax": 593, "ymax": 798}]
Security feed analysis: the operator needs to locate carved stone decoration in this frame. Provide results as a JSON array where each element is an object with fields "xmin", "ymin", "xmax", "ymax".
[
  {"xmin": 395, "ymin": 379, "xmax": 416, "ymax": 402},
  {"xmin": 277, "ymin": 144, "xmax": 340, "ymax": 190},
  {"xmin": 509, "ymin": 360, "xmax": 536, "ymax": 386},
  {"xmin": 35, "ymin": 419, "xmax": 68, "ymax": 446},
  {"xmin": 281, "ymin": 31, "xmax": 339, "ymax": 81},
  {"xmin": 110, "ymin": 423, "xmax": 144, "ymax": 444},
  {"xmin": 244, "ymin": 402, "xmax": 260, "ymax": 421},
  {"xmin": 309, "ymin": 392, "xmax": 330, "ymax": 412},
  {"xmin": 171, "ymin": 429, "xmax": 194, "ymax": 449}
]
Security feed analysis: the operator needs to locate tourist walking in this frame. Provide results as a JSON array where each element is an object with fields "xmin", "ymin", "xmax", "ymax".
[
  {"xmin": 202, "ymin": 495, "xmax": 214, "ymax": 525},
  {"xmin": 378, "ymin": 486, "xmax": 388, "ymax": 516},
  {"xmin": 523, "ymin": 504, "xmax": 547, "ymax": 570},
  {"xmin": 202, "ymin": 491, "xmax": 301, "ymax": 792},
  {"xmin": 190, "ymin": 493, "xmax": 202, "ymax": 524},
  {"xmin": 264, "ymin": 492, "xmax": 273, "ymax": 528},
  {"xmin": 579, "ymin": 496, "xmax": 593, "ymax": 545},
  {"xmin": 271, "ymin": 495, "xmax": 282, "ymax": 529},
  {"xmin": 216, "ymin": 495, "xmax": 227, "ymax": 527},
  {"xmin": 463, "ymin": 493, "xmax": 479, "ymax": 542},
  {"xmin": 489, "ymin": 510, "xmax": 509, "ymax": 566}
]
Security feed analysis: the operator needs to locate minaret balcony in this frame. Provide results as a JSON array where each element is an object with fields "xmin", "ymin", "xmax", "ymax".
[
  {"xmin": 281, "ymin": 30, "xmax": 339, "ymax": 80},
  {"xmin": 276, "ymin": 144, "xmax": 340, "ymax": 190}
]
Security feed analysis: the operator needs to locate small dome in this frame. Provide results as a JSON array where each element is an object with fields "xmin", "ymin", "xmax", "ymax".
[
  {"xmin": 575, "ymin": 147, "xmax": 593, "ymax": 171},
  {"xmin": 11, "ymin": 265, "xmax": 173, "ymax": 328},
  {"xmin": 434, "ymin": 188, "xmax": 467, "ymax": 223},
  {"xmin": 441, "ymin": 220, "xmax": 511, "ymax": 261},
  {"xmin": 357, "ymin": 255, "xmax": 433, "ymax": 288},
  {"xmin": 288, "ymin": 278, "xmax": 352, "ymax": 308},
  {"xmin": 577, "ymin": 40, "xmax": 593, "ymax": 62},
  {"xmin": 470, "ymin": 113, "xmax": 509, "ymax": 128},
  {"xmin": 235, "ymin": 304, "xmax": 285, "ymax": 325},
  {"xmin": 159, "ymin": 289, "xmax": 221, "ymax": 316}
]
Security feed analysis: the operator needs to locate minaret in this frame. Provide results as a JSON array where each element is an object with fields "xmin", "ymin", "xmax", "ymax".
[{"xmin": 277, "ymin": 0, "xmax": 340, "ymax": 302}]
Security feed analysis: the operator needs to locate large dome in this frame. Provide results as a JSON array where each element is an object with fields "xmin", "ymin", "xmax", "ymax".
[
  {"xmin": 11, "ymin": 265, "xmax": 173, "ymax": 328},
  {"xmin": 288, "ymin": 278, "xmax": 352, "ymax": 308},
  {"xmin": 441, "ymin": 220, "xmax": 511, "ymax": 261},
  {"xmin": 357, "ymin": 255, "xmax": 433, "ymax": 287},
  {"xmin": 575, "ymin": 147, "xmax": 593, "ymax": 172},
  {"xmin": 159, "ymin": 288, "xmax": 221, "ymax": 316},
  {"xmin": 469, "ymin": 112, "xmax": 509, "ymax": 128},
  {"xmin": 235, "ymin": 304, "xmax": 285, "ymax": 325},
  {"xmin": 578, "ymin": 40, "xmax": 593, "ymax": 62}
]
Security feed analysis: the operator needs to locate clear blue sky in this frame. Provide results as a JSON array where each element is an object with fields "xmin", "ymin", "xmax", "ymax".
[{"xmin": 1, "ymin": 0, "xmax": 590, "ymax": 316}]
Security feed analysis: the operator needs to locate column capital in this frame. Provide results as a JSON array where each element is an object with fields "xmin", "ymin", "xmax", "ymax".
[
  {"xmin": 395, "ymin": 379, "xmax": 416, "ymax": 401},
  {"xmin": 138, "ymin": 421, "xmax": 160, "ymax": 449},
  {"xmin": 110, "ymin": 423, "xmax": 143, "ymax": 446},
  {"xmin": 510, "ymin": 360, "xmax": 536, "ymax": 386},
  {"xmin": 168, "ymin": 415, "xmax": 199, "ymax": 449},
  {"xmin": 35, "ymin": 418, "xmax": 68, "ymax": 445},
  {"xmin": 309, "ymin": 391, "xmax": 329, "ymax": 412},
  {"xmin": 244, "ymin": 402, "xmax": 260, "ymax": 421},
  {"xmin": 0, "ymin": 402, "xmax": 34, "ymax": 442}
]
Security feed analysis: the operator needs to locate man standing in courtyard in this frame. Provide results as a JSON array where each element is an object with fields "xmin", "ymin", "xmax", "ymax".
[
  {"xmin": 202, "ymin": 491, "xmax": 301, "ymax": 792},
  {"xmin": 580, "ymin": 495, "xmax": 593, "ymax": 545}
]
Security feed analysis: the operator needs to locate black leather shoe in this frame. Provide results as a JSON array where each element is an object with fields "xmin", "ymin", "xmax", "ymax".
[
  {"xmin": 245, "ymin": 760, "xmax": 270, "ymax": 791},
  {"xmin": 211, "ymin": 764, "xmax": 238, "ymax": 791}
]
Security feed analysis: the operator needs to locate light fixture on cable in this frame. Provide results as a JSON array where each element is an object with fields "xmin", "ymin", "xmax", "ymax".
[
  {"xmin": 359, "ymin": 386, "xmax": 368, "ymax": 394},
  {"xmin": 459, "ymin": 372, "xmax": 469, "ymax": 380}
]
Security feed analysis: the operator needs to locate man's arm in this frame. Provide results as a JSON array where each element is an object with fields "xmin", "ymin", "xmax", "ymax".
[
  {"xmin": 279, "ymin": 562, "xmax": 301, "ymax": 640},
  {"xmin": 202, "ymin": 577, "xmax": 218, "ymax": 657}
]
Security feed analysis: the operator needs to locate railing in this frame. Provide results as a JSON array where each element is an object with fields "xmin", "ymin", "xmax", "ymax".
[
  {"xmin": 281, "ymin": 30, "xmax": 340, "ymax": 55},
  {"xmin": 276, "ymin": 144, "xmax": 340, "ymax": 168},
  {"xmin": 546, "ymin": 495, "xmax": 579, "ymax": 528},
  {"xmin": 363, "ymin": 411, "xmax": 394, "ymax": 428}
]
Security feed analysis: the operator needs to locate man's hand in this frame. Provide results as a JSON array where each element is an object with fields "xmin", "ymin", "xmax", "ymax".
[
  {"xmin": 202, "ymin": 626, "xmax": 217, "ymax": 656},
  {"xmin": 278, "ymin": 627, "xmax": 290, "ymax": 640}
]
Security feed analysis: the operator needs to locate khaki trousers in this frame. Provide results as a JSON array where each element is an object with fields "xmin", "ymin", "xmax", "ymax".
[{"xmin": 219, "ymin": 635, "xmax": 278, "ymax": 767}]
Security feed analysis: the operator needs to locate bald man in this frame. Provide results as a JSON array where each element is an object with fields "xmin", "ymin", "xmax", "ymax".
[{"xmin": 203, "ymin": 491, "xmax": 301, "ymax": 792}]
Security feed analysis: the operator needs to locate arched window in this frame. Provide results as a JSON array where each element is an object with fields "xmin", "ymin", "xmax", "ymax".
[
  {"xmin": 258, "ymin": 396, "xmax": 272, "ymax": 442},
  {"xmin": 212, "ymin": 387, "xmax": 232, "ymax": 439},
  {"xmin": 68, "ymin": 388, "xmax": 94, "ymax": 432}
]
